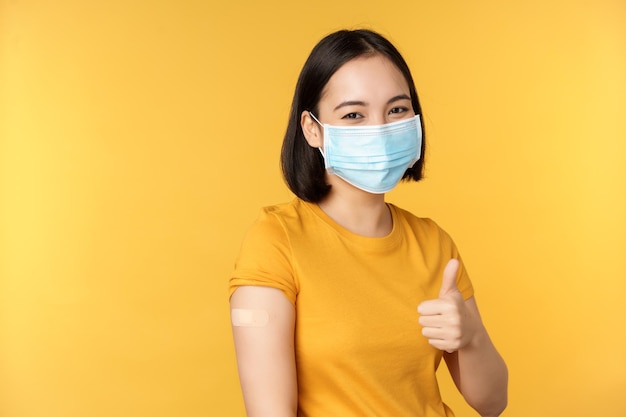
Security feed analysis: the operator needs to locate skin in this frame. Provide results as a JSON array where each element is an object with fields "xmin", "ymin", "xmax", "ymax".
[{"xmin": 231, "ymin": 53, "xmax": 508, "ymax": 417}]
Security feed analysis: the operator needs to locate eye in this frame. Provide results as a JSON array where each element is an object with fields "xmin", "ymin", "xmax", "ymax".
[
  {"xmin": 342, "ymin": 112, "xmax": 363, "ymax": 120},
  {"xmin": 389, "ymin": 106, "xmax": 409, "ymax": 115}
]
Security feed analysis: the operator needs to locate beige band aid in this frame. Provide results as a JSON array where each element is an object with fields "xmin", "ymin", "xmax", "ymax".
[{"xmin": 231, "ymin": 308, "xmax": 269, "ymax": 327}]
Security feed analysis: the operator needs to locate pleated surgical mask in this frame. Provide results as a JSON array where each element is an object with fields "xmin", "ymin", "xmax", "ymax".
[{"xmin": 310, "ymin": 113, "xmax": 422, "ymax": 193}]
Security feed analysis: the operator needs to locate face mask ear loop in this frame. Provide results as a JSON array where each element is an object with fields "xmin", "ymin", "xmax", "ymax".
[
  {"xmin": 308, "ymin": 112, "xmax": 326, "ymax": 158},
  {"xmin": 308, "ymin": 111, "xmax": 322, "ymax": 126}
]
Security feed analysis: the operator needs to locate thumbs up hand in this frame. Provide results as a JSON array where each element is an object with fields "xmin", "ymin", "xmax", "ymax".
[{"xmin": 417, "ymin": 259, "xmax": 478, "ymax": 353}]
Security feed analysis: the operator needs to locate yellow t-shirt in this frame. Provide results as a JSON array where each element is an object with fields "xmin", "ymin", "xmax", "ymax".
[{"xmin": 229, "ymin": 198, "xmax": 474, "ymax": 417}]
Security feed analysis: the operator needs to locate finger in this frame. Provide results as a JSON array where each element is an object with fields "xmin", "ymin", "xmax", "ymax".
[
  {"xmin": 417, "ymin": 299, "xmax": 446, "ymax": 316},
  {"xmin": 427, "ymin": 338, "xmax": 458, "ymax": 354},
  {"xmin": 439, "ymin": 258, "xmax": 460, "ymax": 298},
  {"xmin": 421, "ymin": 326, "xmax": 448, "ymax": 340},
  {"xmin": 419, "ymin": 315, "xmax": 440, "ymax": 327}
]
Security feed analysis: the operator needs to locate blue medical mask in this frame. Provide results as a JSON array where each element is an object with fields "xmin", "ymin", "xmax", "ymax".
[{"xmin": 310, "ymin": 113, "xmax": 422, "ymax": 193}]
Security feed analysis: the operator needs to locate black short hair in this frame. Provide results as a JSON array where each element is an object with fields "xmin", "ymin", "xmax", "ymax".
[{"xmin": 280, "ymin": 29, "xmax": 425, "ymax": 202}]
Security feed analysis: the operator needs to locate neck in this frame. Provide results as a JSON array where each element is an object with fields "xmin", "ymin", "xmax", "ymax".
[{"xmin": 318, "ymin": 177, "xmax": 392, "ymax": 237}]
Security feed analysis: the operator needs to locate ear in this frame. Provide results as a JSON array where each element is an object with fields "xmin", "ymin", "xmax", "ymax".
[{"xmin": 300, "ymin": 111, "xmax": 323, "ymax": 148}]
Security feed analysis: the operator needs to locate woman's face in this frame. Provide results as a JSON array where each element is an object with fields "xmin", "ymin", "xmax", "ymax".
[
  {"xmin": 298, "ymin": 53, "xmax": 417, "ymax": 195},
  {"xmin": 316, "ymin": 54, "xmax": 413, "ymax": 127}
]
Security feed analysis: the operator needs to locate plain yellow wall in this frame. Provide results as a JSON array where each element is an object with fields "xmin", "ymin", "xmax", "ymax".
[{"xmin": 2, "ymin": 0, "xmax": 625, "ymax": 416}]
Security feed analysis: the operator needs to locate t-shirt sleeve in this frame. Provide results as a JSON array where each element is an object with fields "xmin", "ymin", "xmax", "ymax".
[
  {"xmin": 437, "ymin": 224, "xmax": 474, "ymax": 300},
  {"xmin": 229, "ymin": 208, "xmax": 297, "ymax": 303}
]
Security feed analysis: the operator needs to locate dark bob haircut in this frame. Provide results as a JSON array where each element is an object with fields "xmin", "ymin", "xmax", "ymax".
[{"xmin": 280, "ymin": 29, "xmax": 426, "ymax": 203}]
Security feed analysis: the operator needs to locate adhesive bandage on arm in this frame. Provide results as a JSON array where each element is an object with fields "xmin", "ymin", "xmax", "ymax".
[{"xmin": 231, "ymin": 308, "xmax": 270, "ymax": 327}]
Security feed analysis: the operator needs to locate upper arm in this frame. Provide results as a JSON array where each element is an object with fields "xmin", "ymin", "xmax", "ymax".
[{"xmin": 230, "ymin": 285, "xmax": 297, "ymax": 417}]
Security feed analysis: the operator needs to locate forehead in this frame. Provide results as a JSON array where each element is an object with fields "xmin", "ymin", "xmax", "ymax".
[{"xmin": 321, "ymin": 54, "xmax": 409, "ymax": 102}]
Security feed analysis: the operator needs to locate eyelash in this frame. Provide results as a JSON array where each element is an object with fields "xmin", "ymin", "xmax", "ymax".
[{"xmin": 341, "ymin": 107, "xmax": 408, "ymax": 119}]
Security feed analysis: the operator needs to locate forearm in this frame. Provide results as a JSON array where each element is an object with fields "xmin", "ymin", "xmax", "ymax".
[
  {"xmin": 419, "ymin": 268, "xmax": 509, "ymax": 416},
  {"xmin": 446, "ymin": 325, "xmax": 508, "ymax": 417}
]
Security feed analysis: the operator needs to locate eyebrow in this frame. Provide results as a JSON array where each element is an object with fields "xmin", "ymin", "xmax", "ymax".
[
  {"xmin": 332, "ymin": 94, "xmax": 411, "ymax": 111},
  {"xmin": 333, "ymin": 100, "xmax": 367, "ymax": 111},
  {"xmin": 387, "ymin": 94, "xmax": 412, "ymax": 104}
]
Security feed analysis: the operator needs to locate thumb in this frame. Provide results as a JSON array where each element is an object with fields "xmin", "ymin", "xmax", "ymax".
[{"xmin": 439, "ymin": 258, "xmax": 460, "ymax": 298}]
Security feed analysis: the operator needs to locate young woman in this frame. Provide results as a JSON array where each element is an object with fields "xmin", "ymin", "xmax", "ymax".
[{"xmin": 229, "ymin": 29, "xmax": 508, "ymax": 417}]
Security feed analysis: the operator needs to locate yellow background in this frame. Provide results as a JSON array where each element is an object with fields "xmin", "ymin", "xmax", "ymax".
[{"xmin": 2, "ymin": 0, "xmax": 625, "ymax": 416}]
